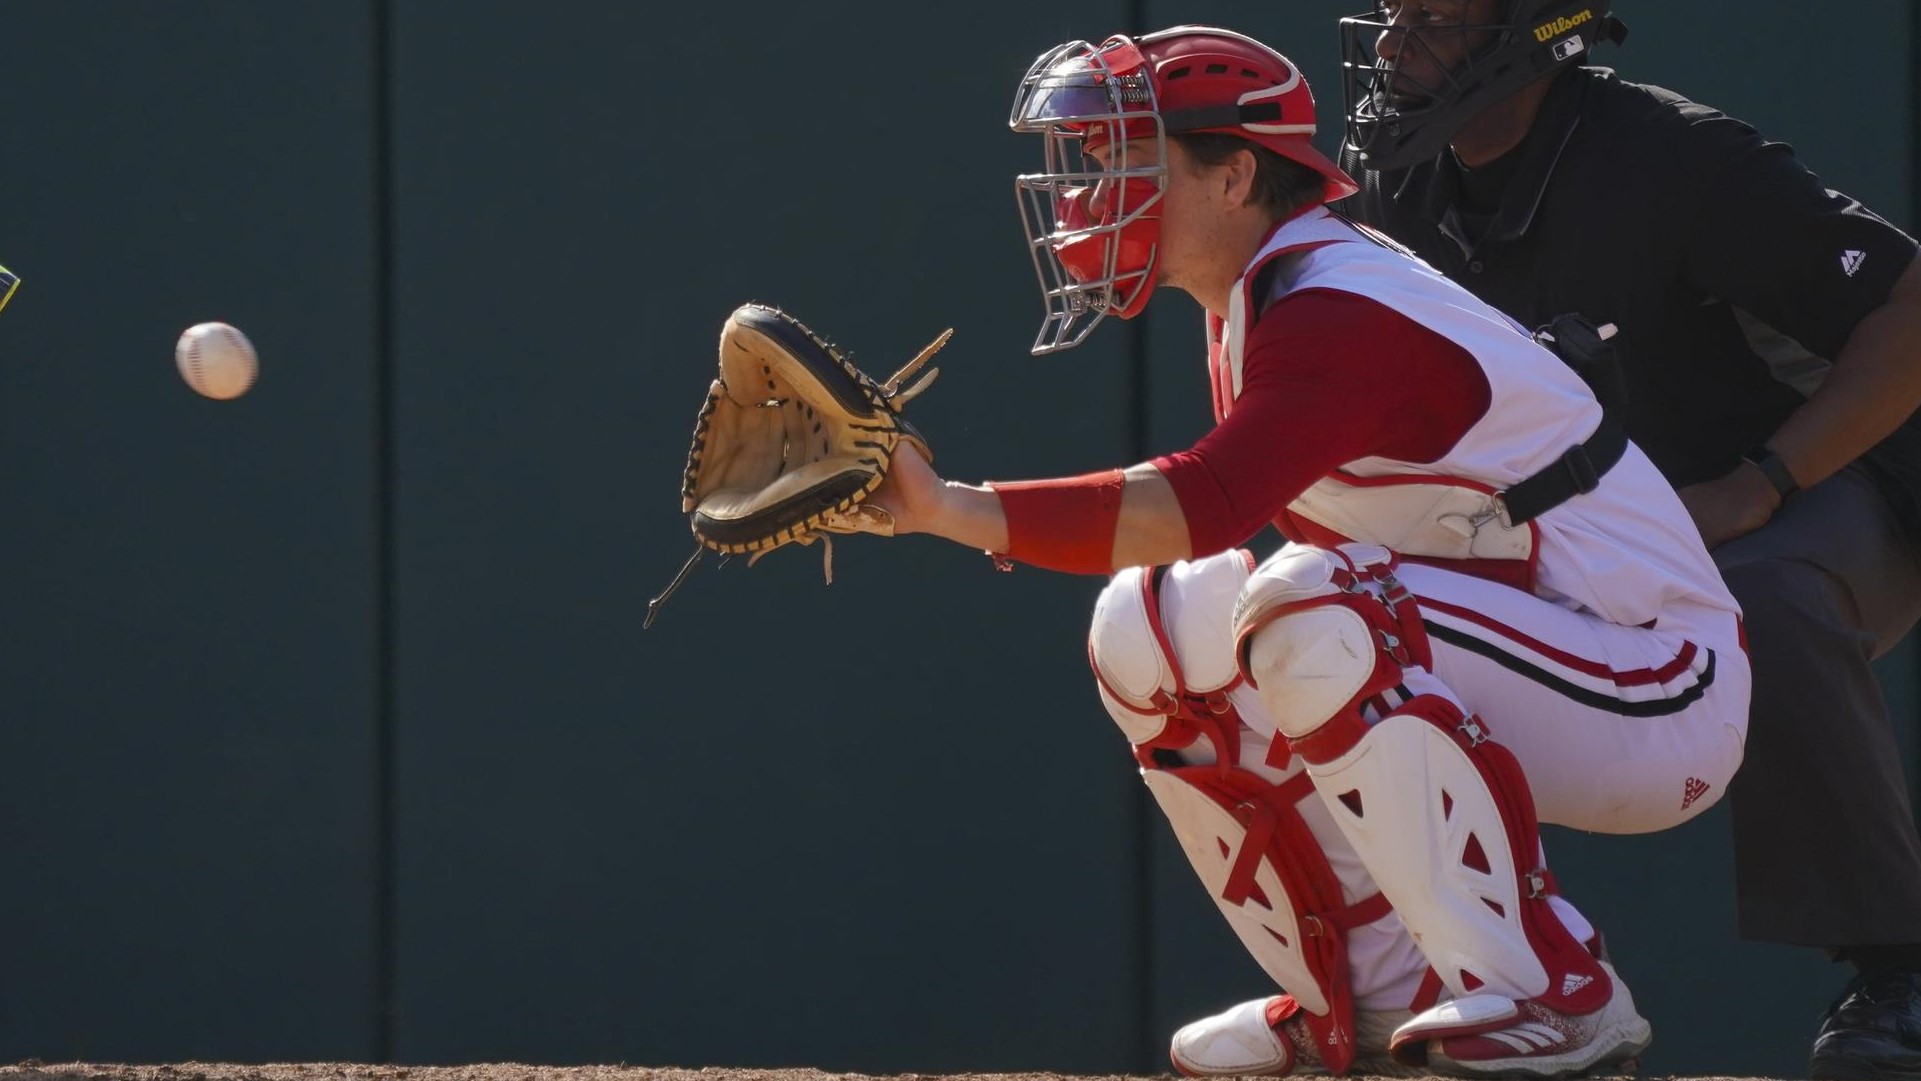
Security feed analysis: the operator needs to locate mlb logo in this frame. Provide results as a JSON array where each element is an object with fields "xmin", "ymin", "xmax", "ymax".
[{"xmin": 1552, "ymin": 36, "xmax": 1586, "ymax": 62}]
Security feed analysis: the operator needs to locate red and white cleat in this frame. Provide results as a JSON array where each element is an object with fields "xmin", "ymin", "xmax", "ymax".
[
  {"xmin": 1170, "ymin": 994, "xmax": 1420, "ymax": 1077},
  {"xmin": 1389, "ymin": 962, "xmax": 1651, "ymax": 1079}
]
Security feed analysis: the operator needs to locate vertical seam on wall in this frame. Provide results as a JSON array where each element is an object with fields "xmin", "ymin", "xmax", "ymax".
[
  {"xmin": 1123, "ymin": 3, "xmax": 1151, "ymax": 1072},
  {"xmin": 1911, "ymin": 0, "xmax": 1920, "ymax": 837},
  {"xmin": 1124, "ymin": 304, "xmax": 1155, "ymax": 1076},
  {"xmin": 372, "ymin": 0, "xmax": 398, "ymax": 1063}
]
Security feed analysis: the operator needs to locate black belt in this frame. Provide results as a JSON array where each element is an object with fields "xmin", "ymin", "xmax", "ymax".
[{"xmin": 1498, "ymin": 418, "xmax": 1627, "ymax": 525}]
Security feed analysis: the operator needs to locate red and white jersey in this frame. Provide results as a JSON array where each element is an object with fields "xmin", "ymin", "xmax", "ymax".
[{"xmin": 1209, "ymin": 207, "xmax": 1739, "ymax": 640}]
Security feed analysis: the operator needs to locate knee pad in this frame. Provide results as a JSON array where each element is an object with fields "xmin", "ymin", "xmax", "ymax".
[
  {"xmin": 1232, "ymin": 543, "xmax": 1432, "ymax": 747},
  {"xmin": 1089, "ymin": 551, "xmax": 1257, "ymax": 764}
]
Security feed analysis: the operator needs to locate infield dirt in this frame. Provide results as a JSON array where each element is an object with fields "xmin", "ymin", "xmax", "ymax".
[{"xmin": 0, "ymin": 1064, "xmax": 1777, "ymax": 1081}]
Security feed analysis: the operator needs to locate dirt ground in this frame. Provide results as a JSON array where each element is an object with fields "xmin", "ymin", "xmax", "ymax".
[{"xmin": 0, "ymin": 1065, "xmax": 1772, "ymax": 1081}]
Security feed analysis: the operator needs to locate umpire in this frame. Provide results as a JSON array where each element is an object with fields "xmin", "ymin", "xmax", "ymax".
[{"xmin": 1337, "ymin": 1, "xmax": 1921, "ymax": 1076}]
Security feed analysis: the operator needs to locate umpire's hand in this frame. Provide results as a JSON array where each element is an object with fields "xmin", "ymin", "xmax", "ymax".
[{"xmin": 1677, "ymin": 462, "xmax": 1784, "ymax": 549}]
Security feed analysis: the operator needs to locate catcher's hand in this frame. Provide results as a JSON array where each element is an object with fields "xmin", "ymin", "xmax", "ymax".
[{"xmin": 646, "ymin": 303, "xmax": 950, "ymax": 626}]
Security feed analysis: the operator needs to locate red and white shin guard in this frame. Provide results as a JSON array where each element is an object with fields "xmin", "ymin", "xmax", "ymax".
[
  {"xmin": 1234, "ymin": 544, "xmax": 1644, "ymax": 1076},
  {"xmin": 1091, "ymin": 554, "xmax": 1392, "ymax": 1075}
]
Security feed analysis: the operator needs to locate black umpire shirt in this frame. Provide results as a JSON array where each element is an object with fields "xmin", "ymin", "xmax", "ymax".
[{"xmin": 1341, "ymin": 66, "xmax": 1921, "ymax": 532}]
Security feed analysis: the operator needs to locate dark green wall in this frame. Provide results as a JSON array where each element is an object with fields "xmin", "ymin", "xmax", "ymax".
[
  {"xmin": 384, "ymin": 1, "xmax": 1141, "ymax": 1068},
  {"xmin": 0, "ymin": 2, "xmax": 1912, "ymax": 1076},
  {"xmin": 0, "ymin": 3, "xmax": 381, "ymax": 1062}
]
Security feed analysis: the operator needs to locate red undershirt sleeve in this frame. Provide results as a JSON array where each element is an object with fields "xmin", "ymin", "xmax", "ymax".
[{"xmin": 1153, "ymin": 289, "xmax": 1493, "ymax": 557}]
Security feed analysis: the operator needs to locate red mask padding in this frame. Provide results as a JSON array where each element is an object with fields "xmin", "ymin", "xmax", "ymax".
[{"xmin": 1051, "ymin": 179, "xmax": 1162, "ymax": 319}]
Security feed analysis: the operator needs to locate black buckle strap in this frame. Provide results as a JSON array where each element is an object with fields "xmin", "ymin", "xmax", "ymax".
[
  {"xmin": 1162, "ymin": 102, "xmax": 1285, "ymax": 133},
  {"xmin": 1533, "ymin": 313, "xmax": 1628, "ymax": 413},
  {"xmin": 1498, "ymin": 418, "xmax": 1627, "ymax": 526}
]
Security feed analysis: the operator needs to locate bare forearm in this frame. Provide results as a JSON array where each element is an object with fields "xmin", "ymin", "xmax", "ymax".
[
  {"xmin": 917, "ymin": 481, "xmax": 1010, "ymax": 554},
  {"xmin": 1769, "ymin": 261, "xmax": 1921, "ymax": 486},
  {"xmin": 1111, "ymin": 463, "xmax": 1193, "ymax": 567}
]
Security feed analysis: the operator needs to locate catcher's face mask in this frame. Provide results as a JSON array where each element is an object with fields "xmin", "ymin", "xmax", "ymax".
[{"xmin": 1010, "ymin": 35, "xmax": 1167, "ymax": 356}]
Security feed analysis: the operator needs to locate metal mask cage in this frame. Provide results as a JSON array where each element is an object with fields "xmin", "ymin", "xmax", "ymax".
[
  {"xmin": 1339, "ymin": 5, "xmax": 1521, "ymax": 167},
  {"xmin": 1340, "ymin": 1, "xmax": 1623, "ymax": 170},
  {"xmin": 1010, "ymin": 37, "xmax": 1168, "ymax": 355}
]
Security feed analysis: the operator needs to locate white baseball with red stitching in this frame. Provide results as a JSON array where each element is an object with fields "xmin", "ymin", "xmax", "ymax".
[{"xmin": 175, "ymin": 321, "xmax": 258, "ymax": 400}]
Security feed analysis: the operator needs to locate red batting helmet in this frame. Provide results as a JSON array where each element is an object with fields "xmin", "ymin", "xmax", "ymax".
[{"xmin": 1010, "ymin": 26, "xmax": 1358, "ymax": 354}]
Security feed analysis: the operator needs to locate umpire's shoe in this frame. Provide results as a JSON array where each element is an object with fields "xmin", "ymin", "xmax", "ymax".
[
  {"xmin": 1812, "ymin": 967, "xmax": 1921, "ymax": 1080},
  {"xmin": 1169, "ymin": 995, "xmax": 1420, "ymax": 1077}
]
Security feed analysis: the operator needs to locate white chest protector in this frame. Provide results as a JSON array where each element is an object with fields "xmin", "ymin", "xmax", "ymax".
[{"xmin": 1207, "ymin": 208, "xmax": 1738, "ymax": 636}]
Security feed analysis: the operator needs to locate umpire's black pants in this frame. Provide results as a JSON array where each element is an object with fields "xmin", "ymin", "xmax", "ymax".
[{"xmin": 1718, "ymin": 464, "xmax": 1921, "ymax": 947}]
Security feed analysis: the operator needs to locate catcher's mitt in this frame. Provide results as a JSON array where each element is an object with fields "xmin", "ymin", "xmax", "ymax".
[{"xmin": 645, "ymin": 303, "xmax": 949, "ymax": 627}]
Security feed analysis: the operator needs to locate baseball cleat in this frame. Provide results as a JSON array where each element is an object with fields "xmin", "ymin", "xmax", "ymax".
[
  {"xmin": 1390, "ymin": 962, "xmax": 1650, "ymax": 1079},
  {"xmin": 1170, "ymin": 994, "xmax": 1420, "ymax": 1076}
]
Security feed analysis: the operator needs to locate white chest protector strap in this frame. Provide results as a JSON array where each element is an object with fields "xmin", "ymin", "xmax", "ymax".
[
  {"xmin": 1287, "ymin": 475, "xmax": 1537, "ymax": 569},
  {"xmin": 1285, "ymin": 420, "xmax": 1629, "ymax": 566}
]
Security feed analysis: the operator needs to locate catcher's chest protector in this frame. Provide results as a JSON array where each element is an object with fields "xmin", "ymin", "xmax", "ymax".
[{"xmin": 1211, "ymin": 209, "xmax": 1735, "ymax": 633}]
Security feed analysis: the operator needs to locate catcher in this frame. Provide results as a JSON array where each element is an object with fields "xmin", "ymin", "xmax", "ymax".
[{"xmin": 669, "ymin": 24, "xmax": 1749, "ymax": 1080}]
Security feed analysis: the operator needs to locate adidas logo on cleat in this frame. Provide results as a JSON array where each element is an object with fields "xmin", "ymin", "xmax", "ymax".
[
  {"xmin": 1561, "ymin": 973, "xmax": 1594, "ymax": 997},
  {"xmin": 1681, "ymin": 776, "xmax": 1710, "ymax": 810}
]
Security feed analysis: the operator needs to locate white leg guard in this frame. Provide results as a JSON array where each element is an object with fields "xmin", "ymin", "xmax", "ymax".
[
  {"xmin": 1091, "ymin": 553, "xmax": 1401, "ymax": 1075},
  {"xmin": 1302, "ymin": 693, "xmax": 1607, "ymax": 1014},
  {"xmin": 1233, "ymin": 544, "xmax": 1616, "ymax": 1069},
  {"xmin": 1141, "ymin": 766, "xmax": 1372, "ymax": 1065}
]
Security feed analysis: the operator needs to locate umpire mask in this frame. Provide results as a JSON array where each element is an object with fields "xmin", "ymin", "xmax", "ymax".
[{"xmin": 1340, "ymin": 0, "xmax": 1627, "ymax": 171}]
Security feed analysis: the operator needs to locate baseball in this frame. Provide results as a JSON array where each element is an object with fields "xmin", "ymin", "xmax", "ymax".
[{"xmin": 174, "ymin": 321, "xmax": 259, "ymax": 400}]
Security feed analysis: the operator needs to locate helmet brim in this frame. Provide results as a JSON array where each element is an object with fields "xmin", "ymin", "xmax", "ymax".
[{"xmin": 1281, "ymin": 136, "xmax": 1360, "ymax": 203}]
